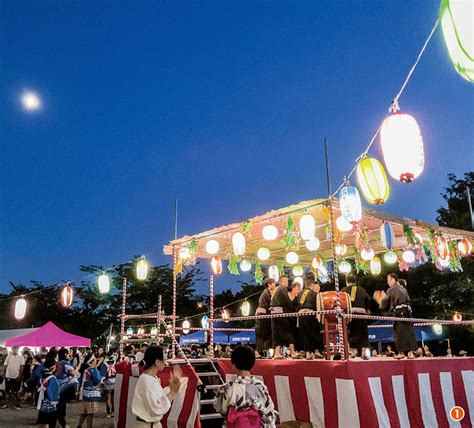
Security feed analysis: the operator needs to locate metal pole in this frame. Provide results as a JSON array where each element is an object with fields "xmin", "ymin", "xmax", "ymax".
[
  {"xmin": 209, "ymin": 274, "xmax": 215, "ymax": 359},
  {"xmin": 119, "ymin": 277, "xmax": 127, "ymax": 359},
  {"xmin": 324, "ymin": 138, "xmax": 345, "ymax": 360},
  {"xmin": 466, "ymin": 187, "xmax": 474, "ymax": 230}
]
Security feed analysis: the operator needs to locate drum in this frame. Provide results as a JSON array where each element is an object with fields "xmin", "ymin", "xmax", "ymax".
[{"xmin": 317, "ymin": 291, "xmax": 352, "ymax": 324}]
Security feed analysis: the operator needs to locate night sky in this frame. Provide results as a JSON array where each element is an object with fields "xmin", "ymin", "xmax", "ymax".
[{"xmin": 1, "ymin": 1, "xmax": 472, "ymax": 294}]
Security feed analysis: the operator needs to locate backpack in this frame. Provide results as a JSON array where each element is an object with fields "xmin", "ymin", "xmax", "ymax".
[{"xmin": 226, "ymin": 406, "xmax": 261, "ymax": 428}]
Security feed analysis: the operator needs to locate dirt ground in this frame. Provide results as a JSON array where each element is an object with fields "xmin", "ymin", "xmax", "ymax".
[{"xmin": 0, "ymin": 400, "xmax": 115, "ymax": 427}]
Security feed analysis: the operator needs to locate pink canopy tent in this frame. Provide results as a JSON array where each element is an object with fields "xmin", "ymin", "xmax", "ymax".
[{"xmin": 5, "ymin": 321, "xmax": 90, "ymax": 347}]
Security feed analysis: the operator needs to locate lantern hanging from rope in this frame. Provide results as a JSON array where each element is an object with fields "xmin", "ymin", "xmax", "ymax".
[
  {"xmin": 335, "ymin": 241, "xmax": 347, "ymax": 257},
  {"xmin": 436, "ymin": 236, "xmax": 449, "ymax": 260},
  {"xmin": 268, "ymin": 265, "xmax": 280, "ymax": 281},
  {"xmin": 305, "ymin": 237, "xmax": 320, "ymax": 251},
  {"xmin": 339, "ymin": 185, "xmax": 362, "ymax": 223},
  {"xmin": 221, "ymin": 309, "xmax": 230, "ymax": 323},
  {"xmin": 126, "ymin": 326, "xmax": 133, "ymax": 335},
  {"xmin": 440, "ymin": 0, "xmax": 474, "ymax": 82},
  {"xmin": 336, "ymin": 216, "xmax": 353, "ymax": 233},
  {"xmin": 310, "ymin": 256, "xmax": 323, "ymax": 272},
  {"xmin": 205, "ymin": 240, "xmax": 219, "ymax": 255},
  {"xmin": 136, "ymin": 258, "xmax": 149, "ymax": 280},
  {"xmin": 241, "ymin": 301, "xmax": 250, "ymax": 317},
  {"xmin": 257, "ymin": 247, "xmax": 270, "ymax": 261},
  {"xmin": 201, "ymin": 316, "xmax": 209, "ymax": 329},
  {"xmin": 98, "ymin": 274, "xmax": 110, "ymax": 294},
  {"xmin": 292, "ymin": 265, "xmax": 304, "ymax": 276},
  {"xmin": 380, "ymin": 113, "xmax": 424, "ymax": 183},
  {"xmin": 179, "ymin": 247, "xmax": 191, "ymax": 261},
  {"xmin": 210, "ymin": 256, "xmax": 222, "ymax": 276},
  {"xmin": 432, "ymin": 324, "xmax": 443, "ymax": 335},
  {"xmin": 150, "ymin": 326, "xmax": 158, "ymax": 335},
  {"xmin": 402, "ymin": 249, "xmax": 416, "ymax": 263},
  {"xmin": 299, "ymin": 214, "xmax": 315, "ymax": 240},
  {"xmin": 370, "ymin": 257, "xmax": 382, "ymax": 275},
  {"xmin": 360, "ymin": 247, "xmax": 375, "ymax": 261},
  {"xmin": 183, "ymin": 319, "xmax": 191, "ymax": 334},
  {"xmin": 262, "ymin": 225, "xmax": 278, "ymax": 241},
  {"xmin": 458, "ymin": 238, "xmax": 472, "ymax": 256},
  {"xmin": 60, "ymin": 283, "xmax": 74, "ymax": 308},
  {"xmin": 356, "ymin": 157, "xmax": 390, "ymax": 205},
  {"xmin": 137, "ymin": 326, "xmax": 145, "ymax": 336},
  {"xmin": 380, "ymin": 222, "xmax": 395, "ymax": 249},
  {"xmin": 338, "ymin": 260, "xmax": 352, "ymax": 274},
  {"xmin": 453, "ymin": 312, "xmax": 462, "ymax": 323},
  {"xmin": 383, "ymin": 251, "xmax": 398, "ymax": 264},
  {"xmin": 232, "ymin": 232, "xmax": 246, "ymax": 256},
  {"xmin": 240, "ymin": 259, "xmax": 252, "ymax": 272},
  {"xmin": 293, "ymin": 276, "xmax": 303, "ymax": 286},
  {"xmin": 14, "ymin": 296, "xmax": 27, "ymax": 320},
  {"xmin": 286, "ymin": 252, "xmax": 298, "ymax": 265}
]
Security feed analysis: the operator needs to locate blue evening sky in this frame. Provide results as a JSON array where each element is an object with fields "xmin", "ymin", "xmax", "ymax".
[{"xmin": 1, "ymin": 1, "xmax": 472, "ymax": 294}]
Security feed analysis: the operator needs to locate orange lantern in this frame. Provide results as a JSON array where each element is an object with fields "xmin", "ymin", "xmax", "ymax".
[
  {"xmin": 210, "ymin": 256, "xmax": 222, "ymax": 276},
  {"xmin": 335, "ymin": 241, "xmax": 347, "ymax": 257},
  {"xmin": 310, "ymin": 256, "xmax": 322, "ymax": 272},
  {"xmin": 458, "ymin": 238, "xmax": 472, "ymax": 256},
  {"xmin": 452, "ymin": 312, "xmax": 462, "ymax": 323},
  {"xmin": 60, "ymin": 283, "xmax": 74, "ymax": 308},
  {"xmin": 436, "ymin": 236, "xmax": 449, "ymax": 260}
]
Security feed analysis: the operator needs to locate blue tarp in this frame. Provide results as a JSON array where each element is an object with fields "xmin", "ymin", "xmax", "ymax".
[
  {"xmin": 229, "ymin": 330, "xmax": 256, "ymax": 344},
  {"xmin": 179, "ymin": 330, "xmax": 230, "ymax": 345},
  {"xmin": 368, "ymin": 320, "xmax": 448, "ymax": 343}
]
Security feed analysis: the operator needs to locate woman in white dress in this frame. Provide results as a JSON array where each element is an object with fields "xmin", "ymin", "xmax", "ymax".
[{"xmin": 132, "ymin": 345, "xmax": 182, "ymax": 428}]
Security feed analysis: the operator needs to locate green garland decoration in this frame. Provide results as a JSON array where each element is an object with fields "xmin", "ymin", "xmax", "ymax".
[
  {"xmin": 354, "ymin": 249, "xmax": 369, "ymax": 274},
  {"xmin": 188, "ymin": 239, "xmax": 198, "ymax": 255},
  {"xmin": 254, "ymin": 260, "xmax": 263, "ymax": 284},
  {"xmin": 281, "ymin": 216, "xmax": 299, "ymax": 249},
  {"xmin": 448, "ymin": 240, "xmax": 463, "ymax": 272},
  {"xmin": 276, "ymin": 261, "xmax": 285, "ymax": 276},
  {"xmin": 240, "ymin": 219, "xmax": 253, "ymax": 237},
  {"xmin": 426, "ymin": 228, "xmax": 440, "ymax": 264},
  {"xmin": 228, "ymin": 254, "xmax": 240, "ymax": 275},
  {"xmin": 402, "ymin": 224, "xmax": 417, "ymax": 247}
]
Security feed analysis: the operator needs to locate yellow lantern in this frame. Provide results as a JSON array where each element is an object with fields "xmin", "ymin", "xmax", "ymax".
[
  {"xmin": 335, "ymin": 241, "xmax": 347, "ymax": 257},
  {"xmin": 380, "ymin": 113, "xmax": 424, "ymax": 183},
  {"xmin": 211, "ymin": 256, "xmax": 222, "ymax": 276},
  {"xmin": 182, "ymin": 319, "xmax": 191, "ymax": 334},
  {"xmin": 14, "ymin": 296, "xmax": 27, "ymax": 320},
  {"xmin": 205, "ymin": 240, "xmax": 219, "ymax": 255},
  {"xmin": 292, "ymin": 265, "xmax": 304, "ymax": 276},
  {"xmin": 286, "ymin": 252, "xmax": 298, "ymax": 264},
  {"xmin": 262, "ymin": 225, "xmax": 278, "ymax": 241},
  {"xmin": 232, "ymin": 232, "xmax": 246, "ymax": 256},
  {"xmin": 60, "ymin": 283, "xmax": 74, "ymax": 308},
  {"xmin": 136, "ymin": 259, "xmax": 149, "ymax": 280},
  {"xmin": 440, "ymin": 0, "xmax": 474, "ymax": 82},
  {"xmin": 300, "ymin": 214, "xmax": 315, "ymax": 241},
  {"xmin": 257, "ymin": 247, "xmax": 270, "ymax": 261},
  {"xmin": 458, "ymin": 238, "xmax": 472, "ymax": 256},
  {"xmin": 356, "ymin": 157, "xmax": 390, "ymax": 205},
  {"xmin": 370, "ymin": 257, "xmax": 382, "ymax": 275},
  {"xmin": 98, "ymin": 274, "xmax": 110, "ymax": 294},
  {"xmin": 241, "ymin": 301, "xmax": 250, "ymax": 317}
]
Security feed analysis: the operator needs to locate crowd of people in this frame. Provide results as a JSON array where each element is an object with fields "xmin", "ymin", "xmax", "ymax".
[
  {"xmin": 0, "ymin": 346, "xmax": 117, "ymax": 428},
  {"xmin": 255, "ymin": 271, "xmax": 434, "ymax": 360}
]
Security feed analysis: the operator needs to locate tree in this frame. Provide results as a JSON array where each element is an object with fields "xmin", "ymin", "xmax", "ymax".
[{"xmin": 436, "ymin": 172, "xmax": 474, "ymax": 231}]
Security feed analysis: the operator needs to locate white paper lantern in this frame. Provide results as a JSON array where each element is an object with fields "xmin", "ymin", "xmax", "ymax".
[
  {"xmin": 182, "ymin": 319, "xmax": 190, "ymax": 334},
  {"xmin": 286, "ymin": 252, "xmax": 298, "ymax": 264},
  {"xmin": 336, "ymin": 216, "xmax": 353, "ymax": 233},
  {"xmin": 150, "ymin": 326, "xmax": 158, "ymax": 335},
  {"xmin": 268, "ymin": 265, "xmax": 280, "ymax": 281},
  {"xmin": 402, "ymin": 250, "xmax": 416, "ymax": 263},
  {"xmin": 335, "ymin": 242, "xmax": 347, "ymax": 257},
  {"xmin": 339, "ymin": 185, "xmax": 362, "ymax": 223},
  {"xmin": 293, "ymin": 276, "xmax": 303, "ymax": 286},
  {"xmin": 201, "ymin": 316, "xmax": 209, "ymax": 329},
  {"xmin": 262, "ymin": 225, "xmax": 278, "ymax": 241},
  {"xmin": 98, "ymin": 274, "xmax": 111, "ymax": 294},
  {"xmin": 299, "ymin": 214, "xmax": 315, "ymax": 240},
  {"xmin": 257, "ymin": 247, "xmax": 270, "ymax": 261},
  {"xmin": 305, "ymin": 237, "xmax": 320, "ymax": 251},
  {"xmin": 221, "ymin": 309, "xmax": 231, "ymax": 323},
  {"xmin": 383, "ymin": 251, "xmax": 398, "ymax": 264},
  {"xmin": 370, "ymin": 257, "xmax": 382, "ymax": 275},
  {"xmin": 126, "ymin": 326, "xmax": 133, "ymax": 335},
  {"xmin": 232, "ymin": 232, "xmax": 246, "ymax": 256},
  {"xmin": 458, "ymin": 238, "xmax": 472, "ymax": 256},
  {"xmin": 338, "ymin": 260, "xmax": 352, "ymax": 274},
  {"xmin": 292, "ymin": 265, "xmax": 304, "ymax": 276},
  {"xmin": 205, "ymin": 240, "xmax": 219, "ymax": 255},
  {"xmin": 432, "ymin": 324, "xmax": 443, "ymax": 335},
  {"xmin": 241, "ymin": 301, "xmax": 250, "ymax": 317},
  {"xmin": 14, "ymin": 297, "xmax": 27, "ymax": 320},
  {"xmin": 179, "ymin": 247, "xmax": 191, "ymax": 260},
  {"xmin": 380, "ymin": 113, "xmax": 425, "ymax": 183},
  {"xmin": 240, "ymin": 260, "xmax": 252, "ymax": 272},
  {"xmin": 360, "ymin": 247, "xmax": 375, "ymax": 261},
  {"xmin": 136, "ymin": 259, "xmax": 149, "ymax": 280},
  {"xmin": 137, "ymin": 327, "xmax": 145, "ymax": 335}
]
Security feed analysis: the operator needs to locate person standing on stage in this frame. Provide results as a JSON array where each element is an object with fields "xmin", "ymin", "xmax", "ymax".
[
  {"xmin": 342, "ymin": 274, "xmax": 371, "ymax": 359},
  {"xmin": 270, "ymin": 276, "xmax": 298, "ymax": 359},
  {"xmin": 376, "ymin": 273, "xmax": 417, "ymax": 359},
  {"xmin": 296, "ymin": 274, "xmax": 324, "ymax": 359},
  {"xmin": 255, "ymin": 278, "xmax": 277, "ymax": 358}
]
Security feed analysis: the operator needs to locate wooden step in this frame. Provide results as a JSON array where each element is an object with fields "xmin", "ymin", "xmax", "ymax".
[{"xmin": 199, "ymin": 398, "xmax": 215, "ymax": 405}]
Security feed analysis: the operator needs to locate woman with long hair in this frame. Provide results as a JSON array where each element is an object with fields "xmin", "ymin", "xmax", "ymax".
[
  {"xmin": 78, "ymin": 355, "xmax": 101, "ymax": 428},
  {"xmin": 55, "ymin": 348, "xmax": 79, "ymax": 428}
]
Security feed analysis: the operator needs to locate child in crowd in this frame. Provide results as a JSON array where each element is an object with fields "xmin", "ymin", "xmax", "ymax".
[
  {"xmin": 214, "ymin": 345, "xmax": 277, "ymax": 428},
  {"xmin": 78, "ymin": 355, "xmax": 101, "ymax": 428},
  {"xmin": 36, "ymin": 359, "xmax": 59, "ymax": 428}
]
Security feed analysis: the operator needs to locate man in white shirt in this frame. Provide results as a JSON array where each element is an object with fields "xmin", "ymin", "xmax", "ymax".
[
  {"xmin": 3, "ymin": 346, "xmax": 24, "ymax": 410},
  {"xmin": 135, "ymin": 343, "xmax": 148, "ymax": 363}
]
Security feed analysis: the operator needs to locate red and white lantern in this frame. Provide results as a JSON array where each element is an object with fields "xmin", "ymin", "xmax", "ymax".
[
  {"xmin": 60, "ymin": 283, "xmax": 74, "ymax": 308},
  {"xmin": 436, "ymin": 236, "xmax": 449, "ymax": 260},
  {"xmin": 458, "ymin": 238, "xmax": 472, "ymax": 256},
  {"xmin": 211, "ymin": 256, "xmax": 222, "ymax": 276}
]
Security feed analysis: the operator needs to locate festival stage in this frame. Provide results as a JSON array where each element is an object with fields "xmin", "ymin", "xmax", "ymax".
[{"xmin": 114, "ymin": 357, "xmax": 473, "ymax": 428}]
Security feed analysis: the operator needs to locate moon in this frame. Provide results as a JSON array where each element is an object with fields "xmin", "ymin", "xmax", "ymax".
[{"xmin": 21, "ymin": 91, "xmax": 42, "ymax": 111}]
